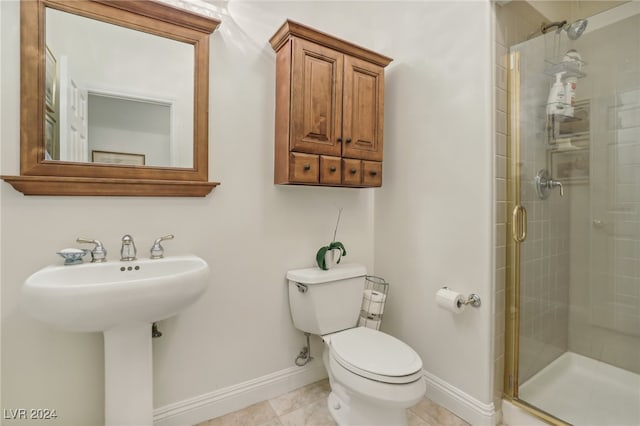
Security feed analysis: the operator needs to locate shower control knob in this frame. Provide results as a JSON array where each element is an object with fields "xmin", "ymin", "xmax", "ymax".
[{"xmin": 535, "ymin": 169, "xmax": 564, "ymax": 199}]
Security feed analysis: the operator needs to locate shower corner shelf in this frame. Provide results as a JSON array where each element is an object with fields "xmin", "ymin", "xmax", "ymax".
[
  {"xmin": 544, "ymin": 58, "xmax": 587, "ymax": 79},
  {"xmin": 551, "ymin": 113, "xmax": 583, "ymax": 123}
]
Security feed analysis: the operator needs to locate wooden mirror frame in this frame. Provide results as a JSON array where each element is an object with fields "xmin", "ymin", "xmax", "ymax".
[{"xmin": 2, "ymin": 0, "xmax": 220, "ymax": 196}]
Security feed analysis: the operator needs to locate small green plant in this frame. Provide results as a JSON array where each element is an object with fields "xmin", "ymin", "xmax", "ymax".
[{"xmin": 316, "ymin": 208, "xmax": 347, "ymax": 270}]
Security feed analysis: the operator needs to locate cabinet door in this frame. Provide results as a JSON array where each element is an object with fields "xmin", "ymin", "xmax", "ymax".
[
  {"xmin": 291, "ymin": 39, "xmax": 343, "ymax": 156},
  {"xmin": 342, "ymin": 56, "xmax": 384, "ymax": 161}
]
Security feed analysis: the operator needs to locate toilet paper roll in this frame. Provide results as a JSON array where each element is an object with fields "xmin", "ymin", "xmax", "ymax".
[
  {"xmin": 358, "ymin": 314, "xmax": 382, "ymax": 330},
  {"xmin": 436, "ymin": 287, "xmax": 466, "ymax": 314},
  {"xmin": 361, "ymin": 289, "xmax": 386, "ymax": 315}
]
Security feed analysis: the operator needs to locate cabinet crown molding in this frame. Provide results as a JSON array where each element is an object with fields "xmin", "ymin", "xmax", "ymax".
[{"xmin": 269, "ymin": 19, "xmax": 392, "ymax": 67}]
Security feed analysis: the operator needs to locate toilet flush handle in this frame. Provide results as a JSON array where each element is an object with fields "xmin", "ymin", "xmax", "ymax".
[{"xmin": 295, "ymin": 282, "xmax": 308, "ymax": 293}]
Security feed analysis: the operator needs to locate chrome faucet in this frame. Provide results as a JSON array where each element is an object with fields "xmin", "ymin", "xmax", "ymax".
[
  {"xmin": 76, "ymin": 237, "xmax": 107, "ymax": 262},
  {"xmin": 120, "ymin": 234, "xmax": 137, "ymax": 261}
]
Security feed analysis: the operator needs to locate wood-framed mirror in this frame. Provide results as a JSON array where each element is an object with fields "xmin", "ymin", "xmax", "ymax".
[{"xmin": 2, "ymin": 0, "xmax": 220, "ymax": 196}]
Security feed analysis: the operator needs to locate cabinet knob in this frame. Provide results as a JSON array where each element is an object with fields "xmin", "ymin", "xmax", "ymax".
[
  {"xmin": 350, "ymin": 168, "xmax": 357, "ymax": 174},
  {"xmin": 329, "ymin": 166, "xmax": 337, "ymax": 172},
  {"xmin": 369, "ymin": 170, "xmax": 378, "ymax": 176},
  {"xmin": 303, "ymin": 164, "xmax": 311, "ymax": 171},
  {"xmin": 337, "ymin": 137, "xmax": 343, "ymax": 143},
  {"xmin": 345, "ymin": 138, "xmax": 352, "ymax": 144}
]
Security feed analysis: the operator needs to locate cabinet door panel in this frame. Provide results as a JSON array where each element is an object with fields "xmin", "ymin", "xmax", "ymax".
[
  {"xmin": 290, "ymin": 152, "xmax": 319, "ymax": 183},
  {"xmin": 291, "ymin": 39, "xmax": 343, "ymax": 156},
  {"xmin": 342, "ymin": 56, "xmax": 384, "ymax": 161}
]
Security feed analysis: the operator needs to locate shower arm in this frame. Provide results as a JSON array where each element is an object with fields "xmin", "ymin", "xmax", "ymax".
[{"xmin": 541, "ymin": 20, "xmax": 568, "ymax": 34}]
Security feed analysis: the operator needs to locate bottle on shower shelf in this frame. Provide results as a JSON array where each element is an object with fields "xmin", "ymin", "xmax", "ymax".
[
  {"xmin": 547, "ymin": 71, "xmax": 566, "ymax": 115},
  {"xmin": 562, "ymin": 49, "xmax": 582, "ymax": 117},
  {"xmin": 564, "ymin": 76, "xmax": 577, "ymax": 117}
]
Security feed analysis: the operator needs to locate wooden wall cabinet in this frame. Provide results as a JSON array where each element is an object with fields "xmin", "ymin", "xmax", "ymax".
[{"xmin": 269, "ymin": 20, "xmax": 392, "ymax": 188}]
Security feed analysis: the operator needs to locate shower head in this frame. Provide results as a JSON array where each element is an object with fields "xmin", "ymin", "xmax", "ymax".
[
  {"xmin": 539, "ymin": 18, "xmax": 588, "ymax": 40},
  {"xmin": 566, "ymin": 19, "xmax": 588, "ymax": 40}
]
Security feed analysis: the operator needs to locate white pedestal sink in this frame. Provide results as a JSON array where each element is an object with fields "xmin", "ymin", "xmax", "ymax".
[{"xmin": 21, "ymin": 255, "xmax": 210, "ymax": 426}]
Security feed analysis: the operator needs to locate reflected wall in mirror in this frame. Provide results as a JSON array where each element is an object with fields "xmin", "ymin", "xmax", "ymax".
[
  {"xmin": 45, "ymin": 7, "xmax": 194, "ymax": 168},
  {"xmin": 2, "ymin": 0, "xmax": 221, "ymax": 196}
]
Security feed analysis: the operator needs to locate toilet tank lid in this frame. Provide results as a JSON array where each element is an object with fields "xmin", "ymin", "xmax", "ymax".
[{"xmin": 286, "ymin": 263, "xmax": 366, "ymax": 284}]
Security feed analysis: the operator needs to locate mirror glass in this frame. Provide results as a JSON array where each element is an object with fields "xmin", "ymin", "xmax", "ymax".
[{"xmin": 45, "ymin": 7, "xmax": 195, "ymax": 168}]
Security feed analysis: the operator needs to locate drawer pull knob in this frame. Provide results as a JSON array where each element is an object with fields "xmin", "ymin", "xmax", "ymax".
[
  {"xmin": 350, "ymin": 168, "xmax": 357, "ymax": 174},
  {"xmin": 370, "ymin": 171, "xmax": 378, "ymax": 176},
  {"xmin": 330, "ymin": 166, "xmax": 337, "ymax": 172},
  {"xmin": 303, "ymin": 164, "xmax": 311, "ymax": 171}
]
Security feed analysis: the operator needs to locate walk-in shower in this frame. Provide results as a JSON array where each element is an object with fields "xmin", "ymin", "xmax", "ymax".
[{"xmin": 505, "ymin": 3, "xmax": 640, "ymax": 425}]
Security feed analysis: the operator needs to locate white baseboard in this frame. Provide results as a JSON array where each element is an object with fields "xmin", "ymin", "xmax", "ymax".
[
  {"xmin": 153, "ymin": 360, "xmax": 327, "ymax": 426},
  {"xmin": 423, "ymin": 370, "xmax": 497, "ymax": 426}
]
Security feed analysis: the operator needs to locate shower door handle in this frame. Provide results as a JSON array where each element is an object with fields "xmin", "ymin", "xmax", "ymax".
[{"xmin": 512, "ymin": 205, "xmax": 527, "ymax": 242}]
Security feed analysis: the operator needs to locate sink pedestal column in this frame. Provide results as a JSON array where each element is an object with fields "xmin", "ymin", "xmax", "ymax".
[{"xmin": 104, "ymin": 323, "xmax": 153, "ymax": 426}]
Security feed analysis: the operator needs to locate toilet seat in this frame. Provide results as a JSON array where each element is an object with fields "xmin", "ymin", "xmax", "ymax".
[{"xmin": 324, "ymin": 327, "xmax": 423, "ymax": 384}]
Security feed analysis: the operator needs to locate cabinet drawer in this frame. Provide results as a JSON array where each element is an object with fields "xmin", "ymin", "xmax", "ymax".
[
  {"xmin": 290, "ymin": 152, "xmax": 319, "ymax": 183},
  {"xmin": 362, "ymin": 161, "xmax": 382, "ymax": 187},
  {"xmin": 342, "ymin": 158, "xmax": 361, "ymax": 186},
  {"xmin": 320, "ymin": 156, "xmax": 342, "ymax": 185}
]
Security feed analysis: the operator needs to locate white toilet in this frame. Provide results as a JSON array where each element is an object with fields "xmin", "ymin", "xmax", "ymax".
[{"xmin": 287, "ymin": 263, "xmax": 426, "ymax": 426}]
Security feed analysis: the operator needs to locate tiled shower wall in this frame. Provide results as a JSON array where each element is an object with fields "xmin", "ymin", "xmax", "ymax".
[{"xmin": 566, "ymin": 11, "xmax": 640, "ymax": 374}]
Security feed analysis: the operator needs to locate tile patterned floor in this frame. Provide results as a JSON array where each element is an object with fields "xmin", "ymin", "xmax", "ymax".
[{"xmin": 195, "ymin": 379, "xmax": 470, "ymax": 426}]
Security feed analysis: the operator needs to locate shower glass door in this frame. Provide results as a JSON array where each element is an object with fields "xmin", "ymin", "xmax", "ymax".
[{"xmin": 507, "ymin": 4, "xmax": 640, "ymax": 425}]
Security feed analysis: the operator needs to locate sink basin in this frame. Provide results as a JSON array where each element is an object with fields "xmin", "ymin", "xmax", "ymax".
[
  {"xmin": 21, "ymin": 255, "xmax": 209, "ymax": 332},
  {"xmin": 21, "ymin": 254, "xmax": 210, "ymax": 425}
]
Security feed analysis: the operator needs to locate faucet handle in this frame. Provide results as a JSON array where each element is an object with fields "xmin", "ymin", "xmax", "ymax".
[
  {"xmin": 76, "ymin": 237, "xmax": 107, "ymax": 262},
  {"xmin": 150, "ymin": 234, "xmax": 174, "ymax": 259}
]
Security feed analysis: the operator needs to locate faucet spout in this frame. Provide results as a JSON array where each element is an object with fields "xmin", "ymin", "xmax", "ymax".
[{"xmin": 120, "ymin": 234, "xmax": 137, "ymax": 261}]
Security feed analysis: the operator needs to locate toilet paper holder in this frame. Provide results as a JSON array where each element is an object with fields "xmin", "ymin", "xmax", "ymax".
[
  {"xmin": 443, "ymin": 286, "xmax": 482, "ymax": 308},
  {"xmin": 462, "ymin": 293, "xmax": 482, "ymax": 308}
]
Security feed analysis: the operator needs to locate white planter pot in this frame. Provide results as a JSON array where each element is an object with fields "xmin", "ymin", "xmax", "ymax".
[{"xmin": 324, "ymin": 248, "xmax": 342, "ymax": 269}]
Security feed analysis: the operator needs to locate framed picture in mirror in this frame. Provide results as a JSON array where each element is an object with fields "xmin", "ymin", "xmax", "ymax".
[{"xmin": 92, "ymin": 150, "xmax": 145, "ymax": 166}]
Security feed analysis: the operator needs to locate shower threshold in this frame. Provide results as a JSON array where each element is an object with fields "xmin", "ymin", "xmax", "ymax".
[{"xmin": 519, "ymin": 351, "xmax": 640, "ymax": 425}]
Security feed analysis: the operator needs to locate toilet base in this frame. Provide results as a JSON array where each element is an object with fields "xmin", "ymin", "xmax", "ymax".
[
  {"xmin": 322, "ymin": 343, "xmax": 425, "ymax": 426},
  {"xmin": 328, "ymin": 389, "xmax": 409, "ymax": 426}
]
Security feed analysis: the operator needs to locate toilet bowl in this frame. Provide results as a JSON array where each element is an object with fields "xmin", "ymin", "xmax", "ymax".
[
  {"xmin": 286, "ymin": 264, "xmax": 425, "ymax": 426},
  {"xmin": 322, "ymin": 327, "xmax": 426, "ymax": 426}
]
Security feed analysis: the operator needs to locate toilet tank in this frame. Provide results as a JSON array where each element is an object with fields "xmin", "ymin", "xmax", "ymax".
[{"xmin": 287, "ymin": 263, "xmax": 366, "ymax": 335}]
